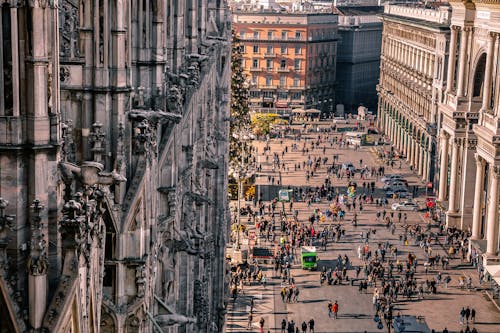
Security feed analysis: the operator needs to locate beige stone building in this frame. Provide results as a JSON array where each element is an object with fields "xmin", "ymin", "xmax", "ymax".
[
  {"xmin": 436, "ymin": 0, "xmax": 500, "ymax": 285},
  {"xmin": 377, "ymin": 3, "xmax": 451, "ymax": 185},
  {"xmin": 0, "ymin": 1, "xmax": 231, "ymax": 332}
]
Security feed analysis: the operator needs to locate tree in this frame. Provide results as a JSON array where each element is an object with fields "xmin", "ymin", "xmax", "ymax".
[
  {"xmin": 230, "ymin": 30, "xmax": 252, "ymax": 164},
  {"xmin": 251, "ymin": 113, "xmax": 280, "ymax": 136}
]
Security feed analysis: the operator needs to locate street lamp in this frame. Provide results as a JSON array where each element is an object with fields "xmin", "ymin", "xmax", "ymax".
[{"xmin": 229, "ymin": 128, "xmax": 256, "ymax": 250}]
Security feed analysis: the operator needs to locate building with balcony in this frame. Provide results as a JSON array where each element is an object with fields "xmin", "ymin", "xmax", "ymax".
[
  {"xmin": 336, "ymin": 6, "xmax": 383, "ymax": 114},
  {"xmin": 232, "ymin": 7, "xmax": 338, "ymax": 114},
  {"xmin": 434, "ymin": 0, "xmax": 500, "ymax": 287},
  {"xmin": 377, "ymin": 3, "xmax": 451, "ymax": 186}
]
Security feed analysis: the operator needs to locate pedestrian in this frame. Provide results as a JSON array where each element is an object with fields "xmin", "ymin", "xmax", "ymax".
[
  {"xmin": 471, "ymin": 308, "xmax": 476, "ymax": 323},
  {"xmin": 443, "ymin": 328, "xmax": 449, "ymax": 333},
  {"xmin": 294, "ymin": 286, "xmax": 300, "ymax": 302},
  {"xmin": 308, "ymin": 318, "xmax": 315, "ymax": 332},
  {"xmin": 281, "ymin": 319, "xmax": 287, "ymax": 333},
  {"xmin": 327, "ymin": 301, "xmax": 333, "ymax": 317},
  {"xmin": 259, "ymin": 317, "xmax": 265, "ymax": 333},
  {"xmin": 465, "ymin": 306, "xmax": 470, "ymax": 323},
  {"xmin": 301, "ymin": 321, "xmax": 307, "ymax": 333},
  {"xmin": 460, "ymin": 307, "xmax": 465, "ymax": 325},
  {"xmin": 247, "ymin": 312, "xmax": 253, "ymax": 329},
  {"xmin": 332, "ymin": 300, "xmax": 339, "ymax": 319}
]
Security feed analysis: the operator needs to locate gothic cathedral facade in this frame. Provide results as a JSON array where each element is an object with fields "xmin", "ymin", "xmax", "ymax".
[{"xmin": 0, "ymin": 1, "xmax": 231, "ymax": 332}]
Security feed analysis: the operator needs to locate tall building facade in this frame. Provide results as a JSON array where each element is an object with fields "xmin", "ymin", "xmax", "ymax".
[
  {"xmin": 377, "ymin": 3, "xmax": 451, "ymax": 185},
  {"xmin": 0, "ymin": 1, "xmax": 231, "ymax": 333},
  {"xmin": 336, "ymin": 6, "xmax": 383, "ymax": 113},
  {"xmin": 232, "ymin": 9, "xmax": 338, "ymax": 114},
  {"xmin": 436, "ymin": 0, "xmax": 500, "ymax": 283}
]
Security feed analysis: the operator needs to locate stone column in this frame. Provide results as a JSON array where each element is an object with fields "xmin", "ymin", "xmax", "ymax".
[
  {"xmin": 414, "ymin": 140, "xmax": 419, "ymax": 170},
  {"xmin": 391, "ymin": 118, "xmax": 396, "ymax": 144},
  {"xmin": 481, "ymin": 32, "xmax": 497, "ymax": 111},
  {"xmin": 448, "ymin": 138, "xmax": 460, "ymax": 213},
  {"xmin": 456, "ymin": 27, "xmax": 470, "ymax": 97},
  {"xmin": 410, "ymin": 137, "xmax": 416, "ymax": 167},
  {"xmin": 407, "ymin": 134, "xmax": 412, "ymax": 162},
  {"xmin": 403, "ymin": 132, "xmax": 409, "ymax": 157},
  {"xmin": 438, "ymin": 131, "xmax": 449, "ymax": 201},
  {"xmin": 471, "ymin": 154, "xmax": 486, "ymax": 239},
  {"xmin": 419, "ymin": 146, "xmax": 424, "ymax": 176},
  {"xmin": 396, "ymin": 125, "xmax": 401, "ymax": 151},
  {"xmin": 459, "ymin": 140, "xmax": 477, "ymax": 231},
  {"xmin": 422, "ymin": 148, "xmax": 428, "ymax": 181},
  {"xmin": 400, "ymin": 126, "xmax": 405, "ymax": 153},
  {"xmin": 423, "ymin": 52, "xmax": 429, "ymax": 77},
  {"xmin": 446, "ymin": 26, "xmax": 458, "ymax": 93},
  {"xmin": 486, "ymin": 166, "xmax": 500, "ymax": 255}
]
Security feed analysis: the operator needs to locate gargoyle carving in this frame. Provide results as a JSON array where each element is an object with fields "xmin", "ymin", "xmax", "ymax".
[
  {"xmin": 154, "ymin": 294, "xmax": 197, "ymax": 327},
  {"xmin": 155, "ymin": 313, "xmax": 197, "ymax": 327},
  {"xmin": 198, "ymin": 159, "xmax": 219, "ymax": 170},
  {"xmin": 129, "ymin": 108, "xmax": 182, "ymax": 124},
  {"xmin": 59, "ymin": 161, "xmax": 126, "ymax": 187},
  {"xmin": 185, "ymin": 191, "xmax": 212, "ymax": 206}
]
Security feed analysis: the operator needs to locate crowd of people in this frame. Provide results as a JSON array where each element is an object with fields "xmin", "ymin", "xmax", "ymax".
[{"xmin": 227, "ymin": 119, "xmax": 487, "ymax": 333}]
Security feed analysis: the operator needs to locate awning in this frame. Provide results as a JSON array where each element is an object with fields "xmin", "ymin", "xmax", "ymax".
[
  {"xmin": 306, "ymin": 108, "xmax": 321, "ymax": 114},
  {"xmin": 276, "ymin": 102, "xmax": 288, "ymax": 108}
]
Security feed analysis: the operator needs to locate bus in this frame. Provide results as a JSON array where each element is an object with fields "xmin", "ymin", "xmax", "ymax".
[{"xmin": 301, "ymin": 246, "xmax": 318, "ymax": 270}]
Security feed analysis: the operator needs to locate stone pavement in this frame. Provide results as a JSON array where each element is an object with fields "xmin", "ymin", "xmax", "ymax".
[{"xmin": 225, "ymin": 119, "xmax": 500, "ymax": 333}]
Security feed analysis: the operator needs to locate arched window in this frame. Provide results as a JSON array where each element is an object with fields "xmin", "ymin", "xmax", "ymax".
[{"xmin": 472, "ymin": 54, "xmax": 487, "ymax": 98}]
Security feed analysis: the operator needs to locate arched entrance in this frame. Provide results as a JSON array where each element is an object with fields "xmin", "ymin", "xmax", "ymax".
[{"xmin": 472, "ymin": 53, "xmax": 487, "ymax": 98}]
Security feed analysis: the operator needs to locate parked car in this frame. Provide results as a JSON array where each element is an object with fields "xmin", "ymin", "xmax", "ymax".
[
  {"xmin": 381, "ymin": 174, "xmax": 405, "ymax": 183},
  {"xmin": 332, "ymin": 117, "xmax": 349, "ymax": 124},
  {"xmin": 384, "ymin": 185, "xmax": 408, "ymax": 192},
  {"xmin": 383, "ymin": 181, "xmax": 408, "ymax": 190},
  {"xmin": 341, "ymin": 162, "xmax": 356, "ymax": 173},
  {"xmin": 391, "ymin": 201, "xmax": 419, "ymax": 211},
  {"xmin": 386, "ymin": 188, "xmax": 413, "ymax": 199}
]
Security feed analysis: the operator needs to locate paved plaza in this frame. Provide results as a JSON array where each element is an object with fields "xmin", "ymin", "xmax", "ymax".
[{"xmin": 225, "ymin": 119, "xmax": 500, "ymax": 333}]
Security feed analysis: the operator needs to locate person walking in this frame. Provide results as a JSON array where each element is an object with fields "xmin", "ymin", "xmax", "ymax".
[
  {"xmin": 301, "ymin": 321, "xmax": 307, "ymax": 333},
  {"xmin": 259, "ymin": 317, "xmax": 265, "ymax": 333},
  {"xmin": 459, "ymin": 307, "xmax": 466, "ymax": 325},
  {"xmin": 332, "ymin": 300, "xmax": 339, "ymax": 319},
  {"xmin": 465, "ymin": 306, "xmax": 471, "ymax": 323},
  {"xmin": 471, "ymin": 308, "xmax": 476, "ymax": 323},
  {"xmin": 247, "ymin": 312, "xmax": 253, "ymax": 329},
  {"xmin": 308, "ymin": 318, "xmax": 315, "ymax": 332},
  {"xmin": 281, "ymin": 319, "xmax": 287, "ymax": 333},
  {"xmin": 327, "ymin": 301, "xmax": 333, "ymax": 318}
]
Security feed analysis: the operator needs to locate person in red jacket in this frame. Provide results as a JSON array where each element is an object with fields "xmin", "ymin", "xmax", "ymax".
[{"xmin": 332, "ymin": 300, "xmax": 339, "ymax": 319}]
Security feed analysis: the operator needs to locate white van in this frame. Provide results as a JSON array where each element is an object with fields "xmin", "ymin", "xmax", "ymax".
[{"xmin": 332, "ymin": 117, "xmax": 348, "ymax": 124}]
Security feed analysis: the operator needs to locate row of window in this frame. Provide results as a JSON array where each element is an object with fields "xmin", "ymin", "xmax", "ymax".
[
  {"xmin": 250, "ymin": 91, "xmax": 303, "ymax": 100},
  {"xmin": 241, "ymin": 30, "xmax": 303, "ymax": 40},
  {"xmin": 251, "ymin": 75, "xmax": 302, "ymax": 87},
  {"xmin": 244, "ymin": 44, "xmax": 302, "ymax": 55},
  {"xmin": 250, "ymin": 59, "xmax": 301, "ymax": 70}
]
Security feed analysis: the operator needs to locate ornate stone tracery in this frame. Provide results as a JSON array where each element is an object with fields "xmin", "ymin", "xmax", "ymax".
[
  {"xmin": 0, "ymin": 0, "xmax": 231, "ymax": 331},
  {"xmin": 59, "ymin": 0, "xmax": 80, "ymax": 58}
]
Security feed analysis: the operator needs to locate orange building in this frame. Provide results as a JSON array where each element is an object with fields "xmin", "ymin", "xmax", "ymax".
[{"xmin": 233, "ymin": 10, "xmax": 338, "ymax": 114}]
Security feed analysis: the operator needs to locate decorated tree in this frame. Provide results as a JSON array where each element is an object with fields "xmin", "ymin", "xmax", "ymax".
[{"xmin": 230, "ymin": 30, "xmax": 252, "ymax": 164}]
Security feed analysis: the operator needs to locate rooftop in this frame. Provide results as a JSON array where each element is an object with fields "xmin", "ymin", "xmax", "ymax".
[{"xmin": 383, "ymin": 2, "xmax": 451, "ymax": 25}]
